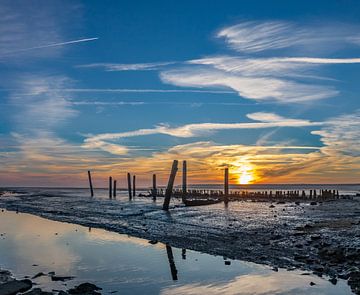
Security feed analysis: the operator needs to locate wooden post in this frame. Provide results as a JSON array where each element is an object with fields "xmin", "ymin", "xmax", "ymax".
[
  {"xmin": 113, "ymin": 180, "xmax": 117, "ymax": 197},
  {"xmin": 182, "ymin": 160, "xmax": 187, "ymax": 194},
  {"xmin": 152, "ymin": 174, "xmax": 157, "ymax": 200},
  {"xmin": 133, "ymin": 175, "xmax": 136, "ymax": 197},
  {"xmin": 163, "ymin": 160, "xmax": 178, "ymax": 211},
  {"xmin": 109, "ymin": 176, "xmax": 112, "ymax": 198},
  {"xmin": 87, "ymin": 170, "xmax": 94, "ymax": 197},
  {"xmin": 224, "ymin": 167, "xmax": 229, "ymax": 204},
  {"xmin": 127, "ymin": 173, "xmax": 132, "ymax": 200}
]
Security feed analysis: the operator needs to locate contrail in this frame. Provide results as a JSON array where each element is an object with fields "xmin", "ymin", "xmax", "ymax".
[{"xmin": 0, "ymin": 37, "xmax": 98, "ymax": 57}]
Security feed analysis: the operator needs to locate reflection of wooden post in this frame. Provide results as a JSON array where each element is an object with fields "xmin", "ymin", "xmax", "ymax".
[
  {"xmin": 152, "ymin": 174, "xmax": 157, "ymax": 200},
  {"xmin": 163, "ymin": 160, "xmax": 178, "ymax": 211},
  {"xmin": 182, "ymin": 160, "xmax": 187, "ymax": 194},
  {"xmin": 127, "ymin": 173, "xmax": 132, "ymax": 200},
  {"xmin": 166, "ymin": 244, "xmax": 178, "ymax": 281},
  {"xmin": 133, "ymin": 175, "xmax": 136, "ymax": 197},
  {"xmin": 109, "ymin": 176, "xmax": 112, "ymax": 198},
  {"xmin": 113, "ymin": 180, "xmax": 117, "ymax": 197},
  {"xmin": 224, "ymin": 167, "xmax": 229, "ymax": 203},
  {"xmin": 88, "ymin": 170, "xmax": 94, "ymax": 197}
]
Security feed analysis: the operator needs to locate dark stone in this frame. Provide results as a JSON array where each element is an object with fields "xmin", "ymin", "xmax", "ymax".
[
  {"xmin": 310, "ymin": 202, "xmax": 317, "ymax": 206},
  {"xmin": 32, "ymin": 272, "xmax": 46, "ymax": 279},
  {"xmin": 51, "ymin": 276, "xmax": 74, "ymax": 282},
  {"xmin": 225, "ymin": 261, "xmax": 231, "ymax": 265},
  {"xmin": 23, "ymin": 288, "xmax": 53, "ymax": 295},
  {"xmin": 329, "ymin": 277, "xmax": 337, "ymax": 285},
  {"xmin": 68, "ymin": 283, "xmax": 102, "ymax": 295},
  {"xmin": 310, "ymin": 282, "xmax": 316, "ymax": 286},
  {"xmin": 148, "ymin": 240, "xmax": 158, "ymax": 245},
  {"xmin": 0, "ymin": 279, "xmax": 32, "ymax": 295}
]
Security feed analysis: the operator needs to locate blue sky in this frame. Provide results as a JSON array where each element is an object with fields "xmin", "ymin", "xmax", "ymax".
[{"xmin": 1, "ymin": 0, "xmax": 360, "ymax": 186}]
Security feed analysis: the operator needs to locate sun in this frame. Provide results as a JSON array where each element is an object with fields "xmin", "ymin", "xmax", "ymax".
[{"xmin": 236, "ymin": 164, "xmax": 255, "ymax": 184}]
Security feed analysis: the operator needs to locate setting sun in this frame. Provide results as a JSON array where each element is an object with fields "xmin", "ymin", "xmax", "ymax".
[{"xmin": 236, "ymin": 164, "xmax": 255, "ymax": 184}]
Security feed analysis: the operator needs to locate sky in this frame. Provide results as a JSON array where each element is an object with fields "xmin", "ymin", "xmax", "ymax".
[{"xmin": 1, "ymin": 0, "xmax": 360, "ymax": 187}]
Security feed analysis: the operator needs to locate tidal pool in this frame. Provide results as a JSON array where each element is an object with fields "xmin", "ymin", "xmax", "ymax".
[{"xmin": 0, "ymin": 210, "xmax": 353, "ymax": 294}]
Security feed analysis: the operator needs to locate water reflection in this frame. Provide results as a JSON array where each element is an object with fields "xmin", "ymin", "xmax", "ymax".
[
  {"xmin": 0, "ymin": 210, "xmax": 353, "ymax": 295},
  {"xmin": 165, "ymin": 244, "xmax": 178, "ymax": 281}
]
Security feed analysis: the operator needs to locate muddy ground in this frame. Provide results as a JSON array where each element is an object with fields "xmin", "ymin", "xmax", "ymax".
[{"xmin": 0, "ymin": 189, "xmax": 359, "ymax": 294}]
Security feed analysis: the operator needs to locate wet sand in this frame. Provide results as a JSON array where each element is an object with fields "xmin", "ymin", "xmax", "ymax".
[{"xmin": 0, "ymin": 188, "xmax": 359, "ymax": 294}]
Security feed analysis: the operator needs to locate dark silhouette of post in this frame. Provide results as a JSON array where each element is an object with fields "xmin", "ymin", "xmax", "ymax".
[
  {"xmin": 166, "ymin": 244, "xmax": 178, "ymax": 280},
  {"xmin": 109, "ymin": 176, "xmax": 112, "ymax": 198},
  {"xmin": 152, "ymin": 174, "xmax": 157, "ymax": 200},
  {"xmin": 113, "ymin": 180, "xmax": 117, "ymax": 197},
  {"xmin": 182, "ymin": 160, "xmax": 187, "ymax": 194},
  {"xmin": 87, "ymin": 170, "xmax": 94, "ymax": 197},
  {"xmin": 224, "ymin": 167, "xmax": 229, "ymax": 203},
  {"xmin": 163, "ymin": 160, "xmax": 178, "ymax": 211},
  {"xmin": 133, "ymin": 175, "xmax": 136, "ymax": 197},
  {"xmin": 127, "ymin": 173, "xmax": 132, "ymax": 200}
]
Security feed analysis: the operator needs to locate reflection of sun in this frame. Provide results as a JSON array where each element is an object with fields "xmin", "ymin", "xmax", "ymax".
[{"xmin": 236, "ymin": 164, "xmax": 254, "ymax": 184}]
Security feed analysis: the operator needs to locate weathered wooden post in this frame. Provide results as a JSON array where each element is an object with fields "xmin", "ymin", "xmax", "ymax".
[
  {"xmin": 127, "ymin": 173, "xmax": 132, "ymax": 200},
  {"xmin": 224, "ymin": 167, "xmax": 229, "ymax": 203},
  {"xmin": 182, "ymin": 160, "xmax": 187, "ymax": 194},
  {"xmin": 109, "ymin": 176, "xmax": 112, "ymax": 198},
  {"xmin": 133, "ymin": 175, "xmax": 136, "ymax": 197},
  {"xmin": 163, "ymin": 160, "xmax": 179, "ymax": 211},
  {"xmin": 152, "ymin": 174, "xmax": 157, "ymax": 200},
  {"xmin": 87, "ymin": 170, "xmax": 94, "ymax": 197},
  {"xmin": 113, "ymin": 180, "xmax": 117, "ymax": 197}
]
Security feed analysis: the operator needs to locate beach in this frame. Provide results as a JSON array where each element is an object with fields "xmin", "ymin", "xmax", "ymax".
[{"xmin": 0, "ymin": 187, "xmax": 359, "ymax": 294}]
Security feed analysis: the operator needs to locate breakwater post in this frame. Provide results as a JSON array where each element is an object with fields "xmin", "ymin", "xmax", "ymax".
[
  {"xmin": 127, "ymin": 173, "xmax": 132, "ymax": 200},
  {"xmin": 152, "ymin": 174, "xmax": 157, "ymax": 200},
  {"xmin": 182, "ymin": 160, "xmax": 187, "ymax": 195},
  {"xmin": 163, "ymin": 160, "xmax": 178, "ymax": 211},
  {"xmin": 113, "ymin": 179, "xmax": 117, "ymax": 197},
  {"xmin": 109, "ymin": 176, "xmax": 112, "ymax": 198},
  {"xmin": 88, "ymin": 170, "xmax": 94, "ymax": 197},
  {"xmin": 224, "ymin": 167, "xmax": 229, "ymax": 204},
  {"xmin": 133, "ymin": 175, "xmax": 136, "ymax": 197}
]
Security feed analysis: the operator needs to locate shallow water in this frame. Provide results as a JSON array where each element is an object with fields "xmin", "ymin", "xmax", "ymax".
[{"xmin": 0, "ymin": 210, "xmax": 353, "ymax": 294}]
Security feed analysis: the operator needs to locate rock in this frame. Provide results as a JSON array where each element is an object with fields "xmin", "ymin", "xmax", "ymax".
[
  {"xmin": 68, "ymin": 283, "xmax": 102, "ymax": 295},
  {"xmin": 224, "ymin": 261, "xmax": 231, "ymax": 265},
  {"xmin": 23, "ymin": 288, "xmax": 53, "ymax": 295},
  {"xmin": 310, "ymin": 281, "xmax": 316, "ymax": 286},
  {"xmin": 32, "ymin": 272, "xmax": 46, "ymax": 279},
  {"xmin": 58, "ymin": 292, "xmax": 69, "ymax": 295},
  {"xmin": 0, "ymin": 270, "xmax": 13, "ymax": 284},
  {"xmin": 310, "ymin": 202, "xmax": 317, "ymax": 206},
  {"xmin": 51, "ymin": 276, "xmax": 74, "ymax": 282},
  {"xmin": 0, "ymin": 279, "xmax": 32, "ymax": 295},
  {"xmin": 148, "ymin": 240, "xmax": 158, "ymax": 245},
  {"xmin": 329, "ymin": 277, "xmax": 337, "ymax": 285},
  {"xmin": 269, "ymin": 205, "xmax": 275, "ymax": 208}
]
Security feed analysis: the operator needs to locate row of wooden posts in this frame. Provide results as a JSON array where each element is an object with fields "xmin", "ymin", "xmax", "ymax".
[
  {"xmin": 87, "ymin": 160, "xmax": 340, "ymax": 211},
  {"xmin": 87, "ymin": 160, "xmax": 187, "ymax": 211}
]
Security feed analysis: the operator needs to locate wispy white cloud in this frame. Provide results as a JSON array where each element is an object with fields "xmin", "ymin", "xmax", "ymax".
[
  {"xmin": 61, "ymin": 88, "xmax": 234, "ymax": 94},
  {"xmin": 77, "ymin": 61, "xmax": 174, "ymax": 71},
  {"xmin": 160, "ymin": 67, "xmax": 338, "ymax": 102},
  {"xmin": 217, "ymin": 21, "xmax": 360, "ymax": 53},
  {"xmin": 83, "ymin": 112, "xmax": 321, "ymax": 155}
]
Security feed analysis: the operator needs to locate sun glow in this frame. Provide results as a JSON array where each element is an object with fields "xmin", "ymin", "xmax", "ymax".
[{"xmin": 236, "ymin": 164, "xmax": 255, "ymax": 184}]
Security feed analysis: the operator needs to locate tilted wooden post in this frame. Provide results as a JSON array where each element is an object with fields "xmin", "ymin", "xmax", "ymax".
[
  {"xmin": 127, "ymin": 173, "xmax": 132, "ymax": 200},
  {"xmin": 182, "ymin": 160, "xmax": 187, "ymax": 194},
  {"xmin": 113, "ymin": 180, "xmax": 117, "ymax": 197},
  {"xmin": 88, "ymin": 170, "xmax": 94, "ymax": 197},
  {"xmin": 224, "ymin": 167, "xmax": 229, "ymax": 203},
  {"xmin": 152, "ymin": 174, "xmax": 157, "ymax": 200},
  {"xmin": 163, "ymin": 160, "xmax": 179, "ymax": 211},
  {"xmin": 109, "ymin": 176, "xmax": 112, "ymax": 198},
  {"xmin": 133, "ymin": 175, "xmax": 136, "ymax": 197}
]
